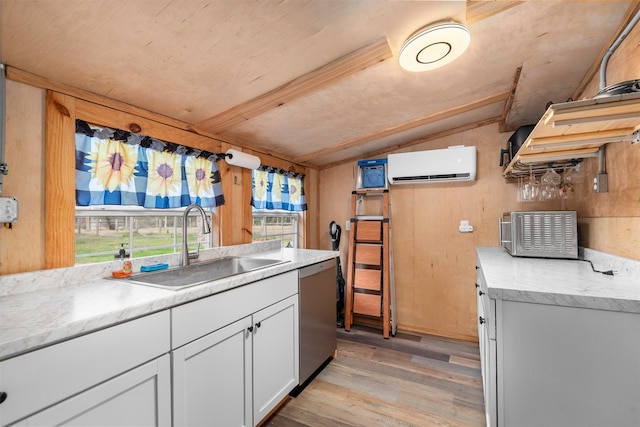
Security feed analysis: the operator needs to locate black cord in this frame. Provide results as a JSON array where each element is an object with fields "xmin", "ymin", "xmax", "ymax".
[{"xmin": 580, "ymin": 259, "xmax": 616, "ymax": 276}]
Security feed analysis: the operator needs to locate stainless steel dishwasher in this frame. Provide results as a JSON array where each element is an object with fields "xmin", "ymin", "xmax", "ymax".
[{"xmin": 296, "ymin": 258, "xmax": 337, "ymax": 390}]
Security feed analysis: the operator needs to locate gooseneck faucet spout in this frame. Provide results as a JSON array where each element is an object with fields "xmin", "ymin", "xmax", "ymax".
[{"xmin": 182, "ymin": 204, "xmax": 212, "ymax": 266}]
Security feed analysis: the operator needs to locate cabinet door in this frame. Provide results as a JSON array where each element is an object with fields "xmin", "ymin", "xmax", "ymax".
[
  {"xmin": 477, "ymin": 289, "xmax": 496, "ymax": 427},
  {"xmin": 476, "ymin": 263, "xmax": 496, "ymax": 427},
  {"xmin": 498, "ymin": 300, "xmax": 640, "ymax": 427},
  {"xmin": 22, "ymin": 355, "xmax": 171, "ymax": 426},
  {"xmin": 252, "ymin": 295, "xmax": 299, "ymax": 424},
  {"xmin": 173, "ymin": 316, "xmax": 253, "ymax": 427}
]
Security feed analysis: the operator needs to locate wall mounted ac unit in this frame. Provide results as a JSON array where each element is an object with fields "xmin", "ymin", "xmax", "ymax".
[{"xmin": 387, "ymin": 146, "xmax": 476, "ymax": 184}]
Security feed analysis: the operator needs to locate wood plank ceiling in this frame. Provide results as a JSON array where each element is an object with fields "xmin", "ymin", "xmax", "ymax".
[{"xmin": 1, "ymin": 0, "xmax": 635, "ymax": 167}]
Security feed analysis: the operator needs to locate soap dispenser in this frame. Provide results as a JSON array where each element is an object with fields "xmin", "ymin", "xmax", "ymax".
[{"xmin": 112, "ymin": 243, "xmax": 132, "ymax": 278}]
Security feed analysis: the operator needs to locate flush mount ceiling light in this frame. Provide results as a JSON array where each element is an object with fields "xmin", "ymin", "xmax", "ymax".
[{"xmin": 399, "ymin": 22, "xmax": 470, "ymax": 72}]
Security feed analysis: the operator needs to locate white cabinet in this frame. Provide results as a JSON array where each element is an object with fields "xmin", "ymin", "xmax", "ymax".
[
  {"xmin": 173, "ymin": 316, "xmax": 252, "ymax": 427},
  {"xmin": 476, "ymin": 264, "xmax": 496, "ymax": 427},
  {"xmin": 0, "ymin": 310, "xmax": 171, "ymax": 427},
  {"xmin": 171, "ymin": 271, "xmax": 299, "ymax": 427},
  {"xmin": 477, "ymin": 258, "xmax": 640, "ymax": 427},
  {"xmin": 252, "ymin": 295, "xmax": 299, "ymax": 423},
  {"xmin": 19, "ymin": 355, "xmax": 171, "ymax": 426},
  {"xmin": 496, "ymin": 300, "xmax": 640, "ymax": 427}
]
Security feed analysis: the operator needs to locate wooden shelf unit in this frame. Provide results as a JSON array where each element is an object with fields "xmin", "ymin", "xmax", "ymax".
[
  {"xmin": 344, "ymin": 189, "xmax": 393, "ymax": 338},
  {"xmin": 503, "ymin": 91, "xmax": 640, "ymax": 178}
]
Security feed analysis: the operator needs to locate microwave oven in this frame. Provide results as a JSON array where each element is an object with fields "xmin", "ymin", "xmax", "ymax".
[{"xmin": 499, "ymin": 211, "xmax": 578, "ymax": 259}]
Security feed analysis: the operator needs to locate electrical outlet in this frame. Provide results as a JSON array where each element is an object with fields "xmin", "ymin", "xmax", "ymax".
[
  {"xmin": 0, "ymin": 196, "xmax": 18, "ymax": 223},
  {"xmin": 458, "ymin": 220, "xmax": 473, "ymax": 233},
  {"xmin": 593, "ymin": 173, "xmax": 608, "ymax": 193}
]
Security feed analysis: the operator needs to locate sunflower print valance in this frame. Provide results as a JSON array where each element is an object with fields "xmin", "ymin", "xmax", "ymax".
[
  {"xmin": 251, "ymin": 169, "xmax": 306, "ymax": 211},
  {"xmin": 75, "ymin": 120, "xmax": 225, "ymax": 208}
]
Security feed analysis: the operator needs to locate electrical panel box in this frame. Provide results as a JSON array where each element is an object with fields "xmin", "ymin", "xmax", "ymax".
[{"xmin": 0, "ymin": 196, "xmax": 18, "ymax": 223}]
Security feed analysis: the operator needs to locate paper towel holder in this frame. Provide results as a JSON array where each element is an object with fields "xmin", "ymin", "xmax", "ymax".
[{"xmin": 219, "ymin": 149, "xmax": 261, "ymax": 170}]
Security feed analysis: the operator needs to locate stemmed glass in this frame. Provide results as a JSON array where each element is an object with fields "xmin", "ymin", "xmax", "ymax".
[
  {"xmin": 541, "ymin": 168, "xmax": 561, "ymax": 200},
  {"xmin": 560, "ymin": 164, "xmax": 583, "ymax": 199},
  {"xmin": 523, "ymin": 167, "xmax": 539, "ymax": 202},
  {"xmin": 516, "ymin": 177, "xmax": 524, "ymax": 202}
]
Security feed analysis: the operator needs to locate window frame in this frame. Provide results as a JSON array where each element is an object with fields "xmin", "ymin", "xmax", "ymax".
[
  {"xmin": 251, "ymin": 209, "xmax": 301, "ymax": 248},
  {"xmin": 74, "ymin": 206, "xmax": 215, "ymax": 264}
]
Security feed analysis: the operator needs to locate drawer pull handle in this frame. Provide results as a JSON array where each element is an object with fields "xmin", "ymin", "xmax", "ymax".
[
  {"xmin": 0, "ymin": 392, "xmax": 7, "ymax": 404},
  {"xmin": 247, "ymin": 326, "xmax": 254, "ymax": 333},
  {"xmin": 479, "ymin": 290, "xmax": 485, "ymax": 296},
  {"xmin": 255, "ymin": 321, "xmax": 262, "ymax": 329},
  {"xmin": 479, "ymin": 316, "xmax": 486, "ymax": 325},
  {"xmin": 475, "ymin": 283, "xmax": 479, "ymax": 288}
]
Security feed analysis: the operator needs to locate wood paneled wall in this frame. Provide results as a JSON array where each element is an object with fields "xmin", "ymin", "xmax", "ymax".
[
  {"xmin": 0, "ymin": 81, "xmax": 46, "ymax": 273},
  {"xmin": 317, "ymin": 124, "xmax": 554, "ymax": 341}
]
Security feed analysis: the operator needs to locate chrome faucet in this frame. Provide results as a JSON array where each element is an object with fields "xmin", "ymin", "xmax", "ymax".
[{"xmin": 182, "ymin": 204, "xmax": 211, "ymax": 266}]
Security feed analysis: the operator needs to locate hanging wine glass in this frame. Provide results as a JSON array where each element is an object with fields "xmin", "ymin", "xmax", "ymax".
[
  {"xmin": 516, "ymin": 176, "xmax": 524, "ymax": 202},
  {"xmin": 541, "ymin": 167, "xmax": 561, "ymax": 200},
  {"xmin": 523, "ymin": 167, "xmax": 539, "ymax": 202},
  {"xmin": 561, "ymin": 168, "xmax": 575, "ymax": 199}
]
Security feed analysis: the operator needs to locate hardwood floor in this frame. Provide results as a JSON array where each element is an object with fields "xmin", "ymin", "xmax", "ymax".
[{"xmin": 265, "ymin": 325, "xmax": 486, "ymax": 427}]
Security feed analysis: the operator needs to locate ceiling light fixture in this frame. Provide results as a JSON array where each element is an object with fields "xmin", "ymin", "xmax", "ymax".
[{"xmin": 399, "ymin": 22, "xmax": 470, "ymax": 72}]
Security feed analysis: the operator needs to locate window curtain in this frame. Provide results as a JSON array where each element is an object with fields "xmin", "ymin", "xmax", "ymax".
[
  {"xmin": 75, "ymin": 120, "xmax": 225, "ymax": 208},
  {"xmin": 251, "ymin": 167, "xmax": 306, "ymax": 211}
]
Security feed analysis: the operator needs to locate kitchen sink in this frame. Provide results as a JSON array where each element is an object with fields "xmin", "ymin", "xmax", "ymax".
[{"xmin": 123, "ymin": 256, "xmax": 289, "ymax": 290}]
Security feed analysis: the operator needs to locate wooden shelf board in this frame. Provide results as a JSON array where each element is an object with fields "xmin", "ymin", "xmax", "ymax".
[{"xmin": 503, "ymin": 92, "xmax": 640, "ymax": 178}]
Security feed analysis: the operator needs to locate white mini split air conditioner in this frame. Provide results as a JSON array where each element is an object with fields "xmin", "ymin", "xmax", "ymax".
[{"xmin": 387, "ymin": 146, "xmax": 476, "ymax": 184}]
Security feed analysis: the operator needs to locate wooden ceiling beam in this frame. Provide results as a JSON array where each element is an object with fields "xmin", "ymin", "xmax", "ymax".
[
  {"xmin": 466, "ymin": 1, "xmax": 522, "ymax": 26},
  {"xmin": 192, "ymin": 38, "xmax": 393, "ymax": 135},
  {"xmin": 499, "ymin": 66, "xmax": 523, "ymax": 133},
  {"xmin": 294, "ymin": 91, "xmax": 509, "ymax": 163}
]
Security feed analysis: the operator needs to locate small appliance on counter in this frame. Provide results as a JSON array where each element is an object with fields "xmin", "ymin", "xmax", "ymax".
[{"xmin": 499, "ymin": 211, "xmax": 578, "ymax": 259}]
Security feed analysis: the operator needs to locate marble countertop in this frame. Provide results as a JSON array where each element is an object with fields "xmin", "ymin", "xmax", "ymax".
[
  {"xmin": 0, "ymin": 242, "xmax": 338, "ymax": 361},
  {"xmin": 477, "ymin": 247, "xmax": 640, "ymax": 313}
]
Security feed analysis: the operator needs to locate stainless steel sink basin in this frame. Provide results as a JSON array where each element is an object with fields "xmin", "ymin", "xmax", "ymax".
[{"xmin": 124, "ymin": 256, "xmax": 289, "ymax": 290}]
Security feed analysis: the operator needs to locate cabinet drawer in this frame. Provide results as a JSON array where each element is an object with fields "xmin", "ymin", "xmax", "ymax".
[
  {"xmin": 0, "ymin": 310, "xmax": 170, "ymax": 426},
  {"xmin": 355, "ymin": 244, "xmax": 382, "ymax": 266},
  {"xmin": 356, "ymin": 221, "xmax": 382, "ymax": 241},
  {"xmin": 172, "ymin": 270, "xmax": 298, "ymax": 349},
  {"xmin": 23, "ymin": 354, "xmax": 171, "ymax": 426},
  {"xmin": 354, "ymin": 268, "xmax": 381, "ymax": 291},
  {"xmin": 353, "ymin": 293, "xmax": 381, "ymax": 317}
]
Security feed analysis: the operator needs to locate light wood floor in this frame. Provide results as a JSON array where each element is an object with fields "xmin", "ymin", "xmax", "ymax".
[{"xmin": 265, "ymin": 325, "xmax": 486, "ymax": 427}]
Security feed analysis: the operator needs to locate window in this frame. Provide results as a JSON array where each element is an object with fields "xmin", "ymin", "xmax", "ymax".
[
  {"xmin": 252, "ymin": 209, "xmax": 300, "ymax": 248},
  {"xmin": 75, "ymin": 206, "xmax": 214, "ymax": 264}
]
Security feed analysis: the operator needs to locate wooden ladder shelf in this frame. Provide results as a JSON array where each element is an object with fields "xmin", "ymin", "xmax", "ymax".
[{"xmin": 344, "ymin": 189, "xmax": 395, "ymax": 338}]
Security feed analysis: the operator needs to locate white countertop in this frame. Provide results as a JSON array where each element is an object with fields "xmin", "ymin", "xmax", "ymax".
[
  {"xmin": 0, "ymin": 243, "xmax": 338, "ymax": 361},
  {"xmin": 477, "ymin": 247, "xmax": 640, "ymax": 313}
]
